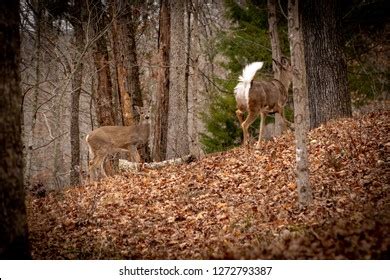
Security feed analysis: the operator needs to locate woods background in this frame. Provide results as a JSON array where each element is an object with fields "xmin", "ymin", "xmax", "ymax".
[
  {"xmin": 1, "ymin": 0, "xmax": 389, "ymax": 260},
  {"xmin": 20, "ymin": 0, "xmax": 388, "ymax": 190}
]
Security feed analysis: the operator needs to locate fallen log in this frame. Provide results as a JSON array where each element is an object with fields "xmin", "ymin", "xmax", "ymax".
[{"xmin": 119, "ymin": 154, "xmax": 196, "ymax": 172}]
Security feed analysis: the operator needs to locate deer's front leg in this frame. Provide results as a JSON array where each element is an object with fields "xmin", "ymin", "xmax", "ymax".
[{"xmin": 279, "ymin": 108, "xmax": 294, "ymax": 131}]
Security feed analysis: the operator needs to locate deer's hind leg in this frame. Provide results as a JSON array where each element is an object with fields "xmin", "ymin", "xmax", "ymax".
[
  {"xmin": 88, "ymin": 155, "xmax": 99, "ymax": 182},
  {"xmin": 88, "ymin": 152, "xmax": 107, "ymax": 181},
  {"xmin": 236, "ymin": 109, "xmax": 244, "ymax": 125},
  {"xmin": 241, "ymin": 111, "xmax": 257, "ymax": 147},
  {"xmin": 256, "ymin": 112, "xmax": 266, "ymax": 149},
  {"xmin": 98, "ymin": 154, "xmax": 108, "ymax": 178}
]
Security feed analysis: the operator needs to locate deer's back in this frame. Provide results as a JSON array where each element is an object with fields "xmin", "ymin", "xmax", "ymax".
[
  {"xmin": 247, "ymin": 80, "xmax": 288, "ymax": 113},
  {"xmin": 87, "ymin": 125, "xmax": 149, "ymax": 148}
]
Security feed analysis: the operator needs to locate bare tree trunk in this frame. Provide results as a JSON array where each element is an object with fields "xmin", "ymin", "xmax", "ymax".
[
  {"xmin": 69, "ymin": 9, "xmax": 85, "ymax": 186},
  {"xmin": 184, "ymin": 1, "xmax": 191, "ymax": 143},
  {"xmin": 0, "ymin": 0, "xmax": 30, "ymax": 259},
  {"xmin": 127, "ymin": 5, "xmax": 144, "ymax": 111},
  {"xmin": 25, "ymin": 0, "xmax": 43, "ymax": 185},
  {"xmin": 188, "ymin": 0, "xmax": 203, "ymax": 158},
  {"xmin": 127, "ymin": 6, "xmax": 152, "ymax": 162},
  {"xmin": 167, "ymin": 0, "xmax": 189, "ymax": 159},
  {"xmin": 91, "ymin": 0, "xmax": 115, "ymax": 127},
  {"xmin": 53, "ymin": 95, "xmax": 66, "ymax": 188},
  {"xmin": 89, "ymin": 0, "xmax": 116, "ymax": 176},
  {"xmin": 110, "ymin": 0, "xmax": 135, "ymax": 126},
  {"xmin": 153, "ymin": 0, "xmax": 171, "ymax": 162},
  {"xmin": 267, "ymin": 0, "xmax": 285, "ymax": 137},
  {"xmin": 288, "ymin": 0, "xmax": 312, "ymax": 207},
  {"xmin": 302, "ymin": 0, "xmax": 352, "ymax": 129}
]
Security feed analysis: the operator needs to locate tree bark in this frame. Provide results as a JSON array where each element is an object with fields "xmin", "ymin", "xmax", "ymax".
[
  {"xmin": 25, "ymin": 0, "xmax": 43, "ymax": 185},
  {"xmin": 0, "ymin": 0, "xmax": 30, "ymax": 259},
  {"xmin": 153, "ymin": 0, "xmax": 171, "ymax": 162},
  {"xmin": 127, "ymin": 4, "xmax": 152, "ymax": 163},
  {"xmin": 90, "ymin": 0, "xmax": 116, "ymax": 176},
  {"xmin": 167, "ymin": 0, "xmax": 189, "ymax": 159},
  {"xmin": 288, "ymin": 0, "xmax": 312, "ymax": 207},
  {"xmin": 267, "ymin": 0, "xmax": 285, "ymax": 137},
  {"xmin": 188, "ymin": 0, "xmax": 203, "ymax": 158},
  {"xmin": 91, "ymin": 0, "xmax": 115, "ymax": 127},
  {"xmin": 69, "ymin": 3, "xmax": 85, "ymax": 186},
  {"xmin": 302, "ymin": 0, "xmax": 352, "ymax": 129},
  {"xmin": 110, "ymin": 0, "xmax": 135, "ymax": 127},
  {"xmin": 128, "ymin": 6, "xmax": 152, "ymax": 163},
  {"xmin": 127, "ymin": 5, "xmax": 144, "ymax": 112}
]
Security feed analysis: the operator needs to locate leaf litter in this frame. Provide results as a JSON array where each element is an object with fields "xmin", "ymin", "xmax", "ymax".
[{"xmin": 27, "ymin": 111, "xmax": 390, "ymax": 259}]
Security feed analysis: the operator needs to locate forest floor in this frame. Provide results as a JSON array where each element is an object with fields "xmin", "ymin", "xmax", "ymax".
[{"xmin": 27, "ymin": 111, "xmax": 390, "ymax": 259}]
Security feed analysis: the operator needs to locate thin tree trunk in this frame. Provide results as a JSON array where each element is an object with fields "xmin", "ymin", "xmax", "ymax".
[
  {"xmin": 153, "ymin": 0, "xmax": 171, "ymax": 162},
  {"xmin": 184, "ymin": 1, "xmax": 191, "ymax": 144},
  {"xmin": 288, "ymin": 0, "xmax": 312, "ymax": 207},
  {"xmin": 25, "ymin": 0, "xmax": 43, "ymax": 185},
  {"xmin": 302, "ymin": 0, "xmax": 352, "ymax": 129},
  {"xmin": 267, "ymin": 0, "xmax": 285, "ymax": 137},
  {"xmin": 70, "ymin": 19, "xmax": 84, "ymax": 186},
  {"xmin": 0, "ymin": 0, "xmax": 30, "ymax": 259},
  {"xmin": 53, "ymin": 95, "xmax": 65, "ymax": 188}
]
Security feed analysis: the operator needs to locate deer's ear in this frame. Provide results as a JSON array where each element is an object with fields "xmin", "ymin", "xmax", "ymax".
[{"xmin": 134, "ymin": 106, "xmax": 141, "ymax": 114}]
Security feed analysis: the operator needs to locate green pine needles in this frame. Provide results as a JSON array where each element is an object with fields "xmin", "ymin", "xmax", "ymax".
[{"xmin": 200, "ymin": 0, "xmax": 278, "ymax": 153}]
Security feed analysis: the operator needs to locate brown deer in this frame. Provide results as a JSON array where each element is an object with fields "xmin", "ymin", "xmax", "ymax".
[
  {"xmin": 86, "ymin": 106, "xmax": 150, "ymax": 181},
  {"xmin": 234, "ymin": 57, "xmax": 292, "ymax": 148}
]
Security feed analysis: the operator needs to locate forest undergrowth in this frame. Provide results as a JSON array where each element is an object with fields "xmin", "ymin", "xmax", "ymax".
[{"xmin": 27, "ymin": 111, "xmax": 390, "ymax": 259}]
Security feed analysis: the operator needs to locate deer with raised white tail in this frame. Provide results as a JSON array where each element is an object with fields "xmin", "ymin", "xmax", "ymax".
[
  {"xmin": 86, "ymin": 106, "xmax": 150, "ymax": 181},
  {"xmin": 234, "ymin": 57, "xmax": 293, "ymax": 148}
]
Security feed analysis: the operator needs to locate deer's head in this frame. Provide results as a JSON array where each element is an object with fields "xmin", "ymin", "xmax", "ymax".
[
  {"xmin": 134, "ymin": 106, "xmax": 151, "ymax": 123},
  {"xmin": 273, "ymin": 57, "xmax": 293, "ymax": 90}
]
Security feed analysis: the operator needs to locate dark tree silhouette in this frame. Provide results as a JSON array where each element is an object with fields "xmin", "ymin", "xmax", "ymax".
[{"xmin": 0, "ymin": 0, "xmax": 30, "ymax": 259}]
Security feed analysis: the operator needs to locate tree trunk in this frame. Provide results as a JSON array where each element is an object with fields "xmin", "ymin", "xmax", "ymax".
[
  {"xmin": 153, "ymin": 0, "xmax": 171, "ymax": 162},
  {"xmin": 302, "ymin": 0, "xmax": 352, "ymax": 129},
  {"xmin": 167, "ymin": 0, "xmax": 189, "ymax": 159},
  {"xmin": 25, "ymin": 0, "xmax": 43, "ymax": 185},
  {"xmin": 128, "ymin": 10, "xmax": 152, "ymax": 163},
  {"xmin": 91, "ymin": 0, "xmax": 115, "ymax": 127},
  {"xmin": 110, "ymin": 0, "xmax": 135, "ymax": 127},
  {"xmin": 0, "ymin": 0, "xmax": 30, "ymax": 259},
  {"xmin": 127, "ymin": 5, "xmax": 144, "ymax": 112},
  {"xmin": 90, "ymin": 0, "xmax": 116, "ymax": 176},
  {"xmin": 127, "ymin": 5, "xmax": 152, "ymax": 163},
  {"xmin": 188, "ymin": 0, "xmax": 203, "ymax": 158},
  {"xmin": 69, "ymin": 11, "xmax": 85, "ymax": 186},
  {"xmin": 267, "ymin": 0, "xmax": 285, "ymax": 137},
  {"xmin": 288, "ymin": 0, "xmax": 312, "ymax": 207}
]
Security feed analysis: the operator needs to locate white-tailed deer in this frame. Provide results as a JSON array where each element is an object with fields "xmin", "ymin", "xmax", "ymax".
[
  {"xmin": 86, "ymin": 106, "xmax": 150, "ymax": 180},
  {"xmin": 234, "ymin": 57, "xmax": 292, "ymax": 148}
]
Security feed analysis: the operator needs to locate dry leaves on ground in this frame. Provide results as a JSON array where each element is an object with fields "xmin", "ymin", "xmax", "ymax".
[{"xmin": 27, "ymin": 111, "xmax": 390, "ymax": 259}]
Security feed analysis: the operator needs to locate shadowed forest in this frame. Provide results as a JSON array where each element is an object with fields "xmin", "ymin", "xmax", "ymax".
[{"xmin": 0, "ymin": 0, "xmax": 389, "ymax": 259}]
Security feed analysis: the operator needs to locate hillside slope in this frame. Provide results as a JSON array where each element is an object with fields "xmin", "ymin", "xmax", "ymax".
[{"xmin": 27, "ymin": 111, "xmax": 390, "ymax": 259}]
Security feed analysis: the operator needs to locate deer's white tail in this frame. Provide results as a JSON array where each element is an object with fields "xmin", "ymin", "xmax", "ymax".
[{"xmin": 234, "ymin": 62, "xmax": 264, "ymax": 105}]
